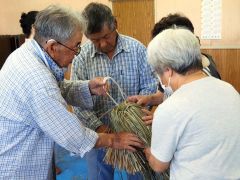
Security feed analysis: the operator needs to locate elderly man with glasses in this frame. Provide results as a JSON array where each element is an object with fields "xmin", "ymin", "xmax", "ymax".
[{"xmin": 0, "ymin": 5, "xmax": 144, "ymax": 179}]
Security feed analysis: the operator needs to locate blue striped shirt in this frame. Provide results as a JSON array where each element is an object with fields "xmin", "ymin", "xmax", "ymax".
[
  {"xmin": 0, "ymin": 39, "xmax": 98, "ymax": 179},
  {"xmin": 71, "ymin": 34, "xmax": 157, "ymax": 130}
]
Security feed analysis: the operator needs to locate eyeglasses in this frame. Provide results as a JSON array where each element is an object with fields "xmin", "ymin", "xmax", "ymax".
[
  {"xmin": 56, "ymin": 41, "xmax": 81, "ymax": 56},
  {"xmin": 46, "ymin": 39, "xmax": 81, "ymax": 55}
]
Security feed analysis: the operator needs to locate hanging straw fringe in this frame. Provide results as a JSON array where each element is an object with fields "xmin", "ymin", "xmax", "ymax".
[{"xmin": 103, "ymin": 77, "xmax": 169, "ymax": 179}]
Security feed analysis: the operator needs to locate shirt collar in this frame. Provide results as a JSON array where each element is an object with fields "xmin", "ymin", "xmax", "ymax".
[{"xmin": 29, "ymin": 39, "xmax": 65, "ymax": 82}]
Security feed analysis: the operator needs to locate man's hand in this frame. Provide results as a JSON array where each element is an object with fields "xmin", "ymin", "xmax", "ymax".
[
  {"xmin": 95, "ymin": 132, "xmax": 144, "ymax": 151},
  {"xmin": 111, "ymin": 132, "xmax": 144, "ymax": 151},
  {"xmin": 127, "ymin": 95, "xmax": 152, "ymax": 106},
  {"xmin": 88, "ymin": 77, "xmax": 108, "ymax": 96},
  {"xmin": 128, "ymin": 91, "xmax": 164, "ymax": 106}
]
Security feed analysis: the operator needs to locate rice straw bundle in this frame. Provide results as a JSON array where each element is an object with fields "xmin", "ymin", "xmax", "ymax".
[
  {"xmin": 104, "ymin": 101, "xmax": 169, "ymax": 179},
  {"xmin": 103, "ymin": 77, "xmax": 169, "ymax": 179}
]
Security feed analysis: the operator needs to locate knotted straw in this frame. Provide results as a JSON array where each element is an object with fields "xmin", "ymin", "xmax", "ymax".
[{"xmin": 103, "ymin": 77, "xmax": 169, "ymax": 180}]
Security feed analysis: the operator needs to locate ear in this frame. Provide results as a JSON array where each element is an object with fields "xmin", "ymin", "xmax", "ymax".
[
  {"xmin": 114, "ymin": 19, "xmax": 118, "ymax": 30},
  {"xmin": 164, "ymin": 67, "xmax": 173, "ymax": 78},
  {"xmin": 45, "ymin": 39, "xmax": 58, "ymax": 58}
]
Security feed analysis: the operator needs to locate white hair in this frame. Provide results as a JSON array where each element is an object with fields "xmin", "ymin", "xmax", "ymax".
[
  {"xmin": 147, "ymin": 28, "xmax": 202, "ymax": 75},
  {"xmin": 34, "ymin": 4, "xmax": 86, "ymax": 44}
]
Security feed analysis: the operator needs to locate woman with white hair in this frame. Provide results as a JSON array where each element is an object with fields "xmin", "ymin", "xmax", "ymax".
[{"xmin": 144, "ymin": 28, "xmax": 240, "ymax": 179}]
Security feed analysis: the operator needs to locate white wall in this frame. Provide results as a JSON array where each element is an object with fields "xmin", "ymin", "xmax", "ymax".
[{"xmin": 155, "ymin": 0, "xmax": 240, "ymax": 47}]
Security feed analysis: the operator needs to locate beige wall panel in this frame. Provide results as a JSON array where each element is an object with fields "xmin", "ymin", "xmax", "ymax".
[{"xmin": 0, "ymin": 0, "xmax": 111, "ymax": 35}]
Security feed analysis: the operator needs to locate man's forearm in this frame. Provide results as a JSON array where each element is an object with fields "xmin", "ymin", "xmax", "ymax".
[
  {"xmin": 59, "ymin": 80, "xmax": 93, "ymax": 108},
  {"xmin": 96, "ymin": 124, "xmax": 111, "ymax": 133},
  {"xmin": 94, "ymin": 133, "xmax": 114, "ymax": 148},
  {"xmin": 149, "ymin": 91, "xmax": 164, "ymax": 106}
]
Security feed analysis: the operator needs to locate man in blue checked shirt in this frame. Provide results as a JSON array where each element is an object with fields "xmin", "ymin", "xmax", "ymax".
[
  {"xmin": 0, "ymin": 5, "xmax": 144, "ymax": 180},
  {"xmin": 71, "ymin": 3, "xmax": 157, "ymax": 180}
]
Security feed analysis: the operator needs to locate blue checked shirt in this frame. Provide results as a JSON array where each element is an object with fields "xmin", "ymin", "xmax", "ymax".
[
  {"xmin": 71, "ymin": 34, "xmax": 157, "ymax": 130},
  {"xmin": 0, "ymin": 39, "xmax": 98, "ymax": 179}
]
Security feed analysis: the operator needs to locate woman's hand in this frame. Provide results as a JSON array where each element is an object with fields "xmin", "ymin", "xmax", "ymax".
[{"xmin": 141, "ymin": 108, "xmax": 153, "ymax": 125}]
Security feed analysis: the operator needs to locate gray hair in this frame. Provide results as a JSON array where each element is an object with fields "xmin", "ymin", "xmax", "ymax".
[
  {"xmin": 34, "ymin": 5, "xmax": 86, "ymax": 44},
  {"xmin": 147, "ymin": 28, "xmax": 202, "ymax": 75}
]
